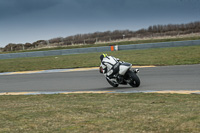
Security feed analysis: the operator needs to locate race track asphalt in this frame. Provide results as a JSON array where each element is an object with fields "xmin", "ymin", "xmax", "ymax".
[{"xmin": 0, "ymin": 64, "xmax": 200, "ymax": 93}]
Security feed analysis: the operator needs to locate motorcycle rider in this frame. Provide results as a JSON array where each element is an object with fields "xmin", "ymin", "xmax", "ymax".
[{"xmin": 99, "ymin": 53, "xmax": 124, "ymax": 83}]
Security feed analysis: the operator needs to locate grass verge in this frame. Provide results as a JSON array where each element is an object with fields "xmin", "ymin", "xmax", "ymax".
[
  {"xmin": 0, "ymin": 93, "xmax": 200, "ymax": 133},
  {"xmin": 0, "ymin": 45, "xmax": 200, "ymax": 72}
]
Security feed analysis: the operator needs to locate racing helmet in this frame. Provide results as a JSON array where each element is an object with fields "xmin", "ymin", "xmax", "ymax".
[{"xmin": 100, "ymin": 53, "xmax": 108, "ymax": 61}]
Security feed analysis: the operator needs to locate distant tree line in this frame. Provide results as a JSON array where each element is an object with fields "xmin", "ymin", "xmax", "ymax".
[{"xmin": 1, "ymin": 21, "xmax": 200, "ymax": 52}]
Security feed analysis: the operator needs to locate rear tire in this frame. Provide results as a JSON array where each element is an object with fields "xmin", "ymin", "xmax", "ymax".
[
  {"xmin": 128, "ymin": 71, "xmax": 140, "ymax": 87},
  {"xmin": 106, "ymin": 78, "xmax": 119, "ymax": 87}
]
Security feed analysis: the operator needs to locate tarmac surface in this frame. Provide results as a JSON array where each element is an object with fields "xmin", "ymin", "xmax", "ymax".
[{"xmin": 0, "ymin": 64, "xmax": 200, "ymax": 95}]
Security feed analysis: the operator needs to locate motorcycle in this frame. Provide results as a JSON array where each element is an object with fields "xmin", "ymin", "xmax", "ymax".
[{"xmin": 100, "ymin": 62, "xmax": 140, "ymax": 87}]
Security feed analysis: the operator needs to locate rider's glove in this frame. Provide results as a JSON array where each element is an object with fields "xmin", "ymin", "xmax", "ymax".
[{"xmin": 99, "ymin": 67, "xmax": 103, "ymax": 73}]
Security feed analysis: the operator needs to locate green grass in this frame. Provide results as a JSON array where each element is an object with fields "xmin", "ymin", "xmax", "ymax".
[
  {"xmin": 0, "ymin": 93, "xmax": 200, "ymax": 133},
  {"xmin": 0, "ymin": 45, "xmax": 200, "ymax": 72}
]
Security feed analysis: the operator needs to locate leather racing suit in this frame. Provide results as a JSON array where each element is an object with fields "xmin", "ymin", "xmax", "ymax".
[{"xmin": 99, "ymin": 56, "xmax": 120, "ymax": 79}]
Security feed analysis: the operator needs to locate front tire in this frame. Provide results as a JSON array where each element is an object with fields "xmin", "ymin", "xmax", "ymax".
[
  {"xmin": 128, "ymin": 71, "xmax": 140, "ymax": 87},
  {"xmin": 106, "ymin": 78, "xmax": 119, "ymax": 87}
]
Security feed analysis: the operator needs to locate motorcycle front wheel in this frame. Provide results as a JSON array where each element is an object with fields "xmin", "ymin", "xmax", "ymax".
[
  {"xmin": 127, "ymin": 71, "xmax": 140, "ymax": 87},
  {"xmin": 106, "ymin": 78, "xmax": 119, "ymax": 87}
]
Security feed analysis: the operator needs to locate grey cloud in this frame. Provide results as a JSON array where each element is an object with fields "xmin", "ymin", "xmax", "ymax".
[{"xmin": 0, "ymin": 0, "xmax": 61, "ymax": 19}]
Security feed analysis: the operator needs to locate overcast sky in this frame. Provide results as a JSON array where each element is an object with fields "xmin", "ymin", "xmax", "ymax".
[{"xmin": 0, "ymin": 0, "xmax": 200, "ymax": 47}]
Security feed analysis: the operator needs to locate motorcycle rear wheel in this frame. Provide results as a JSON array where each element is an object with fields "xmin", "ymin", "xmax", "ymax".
[{"xmin": 128, "ymin": 71, "xmax": 140, "ymax": 87}]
